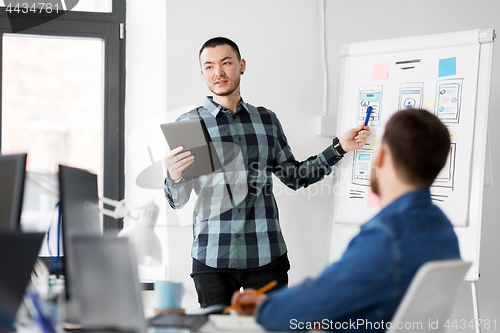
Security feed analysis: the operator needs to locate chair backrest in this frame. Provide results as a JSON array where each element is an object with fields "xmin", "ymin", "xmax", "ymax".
[{"xmin": 387, "ymin": 259, "xmax": 471, "ymax": 333}]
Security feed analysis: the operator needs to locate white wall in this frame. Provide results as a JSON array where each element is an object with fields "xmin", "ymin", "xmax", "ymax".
[
  {"xmin": 124, "ymin": 0, "xmax": 169, "ymax": 282},
  {"xmin": 126, "ymin": 0, "xmax": 500, "ymax": 326}
]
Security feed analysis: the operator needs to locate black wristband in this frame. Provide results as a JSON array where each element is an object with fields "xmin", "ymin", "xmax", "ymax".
[{"xmin": 332, "ymin": 137, "xmax": 347, "ymax": 156}]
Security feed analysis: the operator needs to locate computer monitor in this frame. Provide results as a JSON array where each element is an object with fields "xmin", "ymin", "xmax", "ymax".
[
  {"xmin": 0, "ymin": 232, "xmax": 45, "ymax": 330},
  {"xmin": 58, "ymin": 165, "xmax": 101, "ymax": 306},
  {"xmin": 0, "ymin": 153, "xmax": 27, "ymax": 231}
]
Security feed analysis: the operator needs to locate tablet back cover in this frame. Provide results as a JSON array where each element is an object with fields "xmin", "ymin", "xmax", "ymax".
[{"xmin": 160, "ymin": 119, "xmax": 221, "ymax": 178}]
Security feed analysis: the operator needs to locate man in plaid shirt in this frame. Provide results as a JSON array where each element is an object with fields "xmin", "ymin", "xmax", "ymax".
[{"xmin": 164, "ymin": 37, "xmax": 371, "ymax": 307}]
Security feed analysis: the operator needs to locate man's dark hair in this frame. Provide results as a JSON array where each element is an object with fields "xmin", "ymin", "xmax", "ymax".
[
  {"xmin": 199, "ymin": 37, "xmax": 241, "ymax": 61},
  {"xmin": 382, "ymin": 109, "xmax": 451, "ymax": 187}
]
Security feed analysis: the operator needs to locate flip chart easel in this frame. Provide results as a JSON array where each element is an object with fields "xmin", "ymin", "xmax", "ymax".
[{"xmin": 332, "ymin": 29, "xmax": 495, "ymax": 333}]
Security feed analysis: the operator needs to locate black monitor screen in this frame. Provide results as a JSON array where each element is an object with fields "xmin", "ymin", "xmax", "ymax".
[
  {"xmin": 0, "ymin": 154, "xmax": 27, "ymax": 231},
  {"xmin": 0, "ymin": 232, "xmax": 44, "ymax": 330},
  {"xmin": 58, "ymin": 165, "xmax": 101, "ymax": 301}
]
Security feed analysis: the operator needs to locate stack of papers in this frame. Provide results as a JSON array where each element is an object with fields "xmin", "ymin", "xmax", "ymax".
[{"xmin": 207, "ymin": 314, "xmax": 265, "ymax": 331}]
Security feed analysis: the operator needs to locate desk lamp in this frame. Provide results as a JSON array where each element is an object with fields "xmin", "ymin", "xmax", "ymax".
[{"xmin": 100, "ymin": 198, "xmax": 162, "ymax": 266}]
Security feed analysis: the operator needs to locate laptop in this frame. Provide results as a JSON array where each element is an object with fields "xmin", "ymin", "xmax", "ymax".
[
  {"xmin": 68, "ymin": 235, "xmax": 146, "ymax": 332},
  {"xmin": 68, "ymin": 235, "xmax": 210, "ymax": 332},
  {"xmin": 0, "ymin": 232, "xmax": 45, "ymax": 330}
]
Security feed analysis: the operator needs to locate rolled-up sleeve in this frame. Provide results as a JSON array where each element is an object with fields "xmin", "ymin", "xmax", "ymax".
[
  {"xmin": 164, "ymin": 177, "xmax": 193, "ymax": 210},
  {"xmin": 273, "ymin": 118, "xmax": 343, "ymax": 190}
]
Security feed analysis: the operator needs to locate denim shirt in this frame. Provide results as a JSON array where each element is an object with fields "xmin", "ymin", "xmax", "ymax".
[{"xmin": 255, "ymin": 188, "xmax": 460, "ymax": 332}]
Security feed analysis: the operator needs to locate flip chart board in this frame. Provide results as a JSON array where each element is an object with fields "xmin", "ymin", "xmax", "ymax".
[{"xmin": 332, "ymin": 29, "xmax": 495, "ymax": 281}]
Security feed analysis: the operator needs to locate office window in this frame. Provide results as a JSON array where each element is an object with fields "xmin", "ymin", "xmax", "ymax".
[
  {"xmin": 0, "ymin": 0, "xmax": 125, "ymax": 257},
  {"xmin": 2, "ymin": 34, "xmax": 104, "ymax": 253},
  {"xmin": 2, "ymin": 34, "xmax": 104, "ymax": 175},
  {"xmin": 67, "ymin": 1, "xmax": 113, "ymax": 13},
  {"xmin": 0, "ymin": 0, "xmax": 112, "ymax": 13}
]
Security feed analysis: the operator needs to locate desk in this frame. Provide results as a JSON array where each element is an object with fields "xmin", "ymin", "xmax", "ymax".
[
  {"xmin": 13, "ymin": 288, "xmax": 266, "ymax": 333},
  {"xmin": 15, "ymin": 317, "xmax": 265, "ymax": 333},
  {"xmin": 142, "ymin": 291, "xmax": 265, "ymax": 333}
]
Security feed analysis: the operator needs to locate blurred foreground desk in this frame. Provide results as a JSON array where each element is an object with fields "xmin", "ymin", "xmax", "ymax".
[
  {"xmin": 146, "ymin": 314, "xmax": 265, "ymax": 333},
  {"xmin": 143, "ymin": 290, "xmax": 266, "ymax": 333},
  {"xmin": 16, "ymin": 315, "xmax": 265, "ymax": 333},
  {"xmin": 200, "ymin": 314, "xmax": 264, "ymax": 332}
]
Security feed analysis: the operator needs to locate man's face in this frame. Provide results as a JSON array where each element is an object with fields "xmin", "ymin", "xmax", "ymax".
[{"xmin": 200, "ymin": 44, "xmax": 245, "ymax": 97}]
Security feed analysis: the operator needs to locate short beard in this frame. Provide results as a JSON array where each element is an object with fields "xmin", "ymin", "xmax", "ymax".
[{"xmin": 209, "ymin": 78, "xmax": 241, "ymax": 97}]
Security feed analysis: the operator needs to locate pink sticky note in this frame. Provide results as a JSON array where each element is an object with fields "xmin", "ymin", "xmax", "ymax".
[
  {"xmin": 372, "ymin": 63, "xmax": 389, "ymax": 81},
  {"xmin": 366, "ymin": 190, "xmax": 381, "ymax": 208}
]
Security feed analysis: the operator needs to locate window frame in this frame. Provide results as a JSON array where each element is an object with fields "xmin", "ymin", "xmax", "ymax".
[{"xmin": 0, "ymin": 0, "xmax": 126, "ymax": 231}]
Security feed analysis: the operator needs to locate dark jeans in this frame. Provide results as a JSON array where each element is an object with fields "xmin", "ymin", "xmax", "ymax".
[{"xmin": 191, "ymin": 254, "xmax": 290, "ymax": 307}]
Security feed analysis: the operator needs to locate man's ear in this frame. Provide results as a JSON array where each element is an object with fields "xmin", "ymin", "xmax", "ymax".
[
  {"xmin": 374, "ymin": 145, "xmax": 385, "ymax": 168},
  {"xmin": 240, "ymin": 59, "xmax": 246, "ymax": 74}
]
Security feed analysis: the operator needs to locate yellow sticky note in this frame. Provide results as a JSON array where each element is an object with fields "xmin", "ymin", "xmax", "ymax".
[
  {"xmin": 450, "ymin": 131, "xmax": 457, "ymax": 142},
  {"xmin": 423, "ymin": 99, "xmax": 435, "ymax": 112},
  {"xmin": 369, "ymin": 139, "xmax": 379, "ymax": 149}
]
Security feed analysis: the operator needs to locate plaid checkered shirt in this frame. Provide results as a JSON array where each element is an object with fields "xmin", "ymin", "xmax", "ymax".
[{"xmin": 164, "ymin": 97, "xmax": 343, "ymax": 269}]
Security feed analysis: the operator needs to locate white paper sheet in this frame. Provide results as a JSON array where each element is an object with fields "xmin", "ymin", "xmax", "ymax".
[{"xmin": 334, "ymin": 41, "xmax": 480, "ymax": 227}]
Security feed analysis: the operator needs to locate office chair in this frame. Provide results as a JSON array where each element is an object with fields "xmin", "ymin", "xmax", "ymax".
[{"xmin": 387, "ymin": 259, "xmax": 471, "ymax": 333}]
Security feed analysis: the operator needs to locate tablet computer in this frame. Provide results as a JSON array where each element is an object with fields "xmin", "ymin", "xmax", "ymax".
[{"xmin": 160, "ymin": 119, "xmax": 222, "ymax": 179}]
